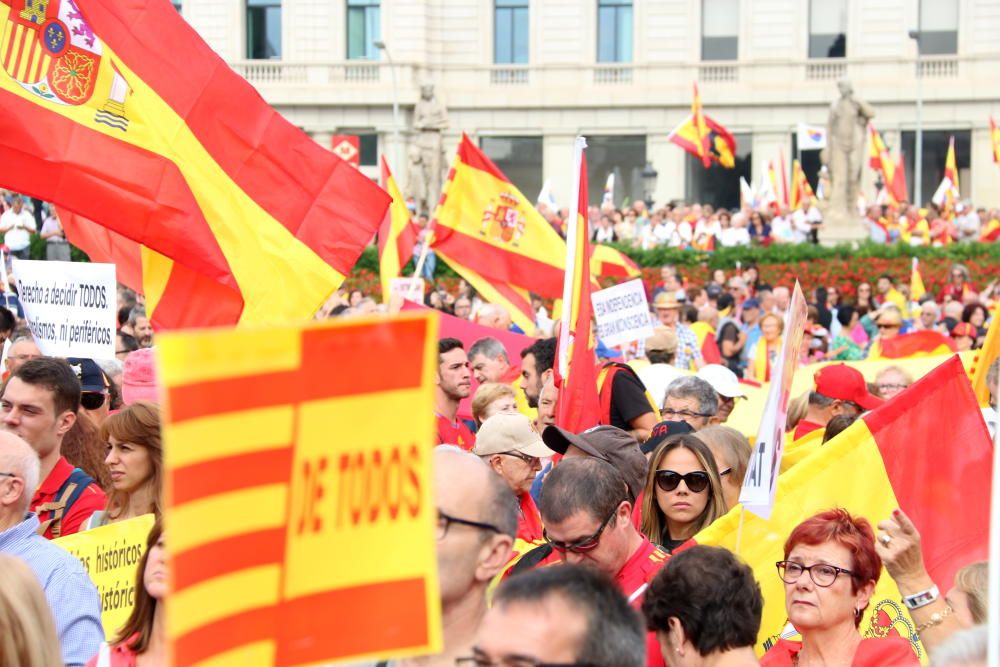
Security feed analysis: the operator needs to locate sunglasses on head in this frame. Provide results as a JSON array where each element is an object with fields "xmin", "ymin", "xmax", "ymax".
[
  {"xmin": 655, "ymin": 470, "xmax": 710, "ymax": 493},
  {"xmin": 80, "ymin": 392, "xmax": 107, "ymax": 411}
]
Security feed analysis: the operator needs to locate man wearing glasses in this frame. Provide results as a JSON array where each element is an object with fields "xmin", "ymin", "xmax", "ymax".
[
  {"xmin": 793, "ymin": 363, "xmax": 883, "ymax": 442},
  {"xmin": 4, "ymin": 336, "xmax": 41, "ymax": 376},
  {"xmin": 0, "ymin": 358, "xmax": 106, "ymax": 539},
  {"xmin": 661, "ymin": 376, "xmax": 719, "ymax": 430},
  {"xmin": 0, "ymin": 431, "xmax": 103, "ymax": 666},
  {"xmin": 537, "ymin": 458, "xmax": 668, "ymax": 667}
]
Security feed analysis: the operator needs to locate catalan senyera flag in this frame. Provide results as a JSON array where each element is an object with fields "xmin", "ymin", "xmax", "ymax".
[
  {"xmin": 909, "ymin": 256, "xmax": 926, "ymax": 302},
  {"xmin": 160, "ymin": 313, "xmax": 441, "ymax": 667},
  {"xmin": 0, "ymin": 0, "xmax": 389, "ymax": 326},
  {"xmin": 990, "ymin": 115, "xmax": 1000, "ymax": 164},
  {"xmin": 695, "ymin": 355, "xmax": 992, "ymax": 658},
  {"xmin": 590, "ymin": 244, "xmax": 640, "ymax": 281},
  {"xmin": 378, "ymin": 157, "xmax": 419, "ymax": 303},
  {"xmin": 60, "ymin": 209, "xmax": 245, "ymax": 329},
  {"xmin": 556, "ymin": 137, "xmax": 600, "ymax": 431},
  {"xmin": 789, "ymin": 160, "xmax": 814, "ymax": 209},
  {"xmin": 969, "ymin": 302, "xmax": 999, "ymax": 406},
  {"xmin": 431, "ymin": 134, "xmax": 567, "ymax": 332}
]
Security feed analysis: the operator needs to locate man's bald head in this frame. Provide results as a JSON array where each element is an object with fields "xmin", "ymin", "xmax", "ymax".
[
  {"xmin": 0, "ymin": 432, "xmax": 39, "ymax": 513},
  {"xmin": 477, "ymin": 304, "xmax": 513, "ymax": 331},
  {"xmin": 434, "ymin": 446, "xmax": 518, "ymax": 538}
]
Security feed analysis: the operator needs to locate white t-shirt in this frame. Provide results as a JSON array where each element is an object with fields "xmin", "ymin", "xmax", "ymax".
[
  {"xmin": 0, "ymin": 209, "xmax": 35, "ymax": 251},
  {"xmin": 638, "ymin": 363, "xmax": 685, "ymax": 411}
]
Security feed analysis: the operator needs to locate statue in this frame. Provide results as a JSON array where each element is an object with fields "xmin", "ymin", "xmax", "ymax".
[
  {"xmin": 823, "ymin": 80, "xmax": 875, "ymax": 227},
  {"xmin": 406, "ymin": 144, "xmax": 430, "ymax": 216},
  {"xmin": 411, "ymin": 84, "xmax": 449, "ymax": 214}
]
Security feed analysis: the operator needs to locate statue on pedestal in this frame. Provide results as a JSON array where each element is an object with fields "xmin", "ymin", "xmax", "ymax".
[
  {"xmin": 823, "ymin": 80, "xmax": 875, "ymax": 228},
  {"xmin": 410, "ymin": 84, "xmax": 448, "ymax": 215}
]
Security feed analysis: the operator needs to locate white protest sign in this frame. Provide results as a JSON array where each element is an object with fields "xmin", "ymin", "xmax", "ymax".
[
  {"xmin": 12, "ymin": 259, "xmax": 116, "ymax": 359},
  {"xmin": 739, "ymin": 281, "xmax": 808, "ymax": 519},
  {"xmin": 591, "ymin": 278, "xmax": 655, "ymax": 348},
  {"xmin": 390, "ymin": 277, "xmax": 426, "ymax": 303}
]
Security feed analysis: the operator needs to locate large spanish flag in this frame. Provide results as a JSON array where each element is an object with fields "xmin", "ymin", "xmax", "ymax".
[
  {"xmin": 160, "ymin": 313, "xmax": 442, "ymax": 666},
  {"xmin": 431, "ymin": 134, "xmax": 567, "ymax": 332},
  {"xmin": 378, "ymin": 157, "xmax": 419, "ymax": 303},
  {"xmin": 695, "ymin": 355, "xmax": 991, "ymax": 658},
  {"xmin": 0, "ymin": 0, "xmax": 389, "ymax": 326},
  {"xmin": 591, "ymin": 244, "xmax": 640, "ymax": 281},
  {"xmin": 868, "ymin": 330, "xmax": 956, "ymax": 360}
]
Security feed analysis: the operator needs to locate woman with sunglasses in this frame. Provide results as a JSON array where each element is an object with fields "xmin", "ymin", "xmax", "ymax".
[
  {"xmin": 761, "ymin": 508, "xmax": 919, "ymax": 666},
  {"xmin": 640, "ymin": 435, "xmax": 726, "ymax": 553},
  {"xmin": 83, "ymin": 401, "xmax": 161, "ymax": 530}
]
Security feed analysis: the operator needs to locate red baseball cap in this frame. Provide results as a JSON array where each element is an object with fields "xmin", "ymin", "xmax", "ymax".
[
  {"xmin": 814, "ymin": 363, "xmax": 883, "ymax": 411},
  {"xmin": 950, "ymin": 322, "xmax": 976, "ymax": 339}
]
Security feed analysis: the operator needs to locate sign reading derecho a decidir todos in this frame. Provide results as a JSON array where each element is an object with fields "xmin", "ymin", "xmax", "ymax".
[{"xmin": 12, "ymin": 259, "xmax": 116, "ymax": 359}]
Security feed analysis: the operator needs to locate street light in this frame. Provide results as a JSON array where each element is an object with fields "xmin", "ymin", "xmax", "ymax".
[
  {"xmin": 374, "ymin": 40, "xmax": 401, "ymax": 174},
  {"xmin": 908, "ymin": 28, "xmax": 922, "ymax": 205},
  {"xmin": 641, "ymin": 162, "xmax": 659, "ymax": 207}
]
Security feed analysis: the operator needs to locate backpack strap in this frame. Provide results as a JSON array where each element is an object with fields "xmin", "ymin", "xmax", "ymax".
[
  {"xmin": 35, "ymin": 468, "xmax": 95, "ymax": 538},
  {"xmin": 597, "ymin": 362, "xmax": 661, "ymax": 425}
]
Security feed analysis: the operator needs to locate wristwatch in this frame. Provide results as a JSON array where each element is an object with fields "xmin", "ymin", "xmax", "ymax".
[{"xmin": 902, "ymin": 584, "xmax": 939, "ymax": 610}]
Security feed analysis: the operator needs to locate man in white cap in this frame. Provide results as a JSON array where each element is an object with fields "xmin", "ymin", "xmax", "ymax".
[
  {"xmin": 473, "ymin": 413, "xmax": 555, "ymax": 542},
  {"xmin": 697, "ymin": 364, "xmax": 747, "ymax": 423}
]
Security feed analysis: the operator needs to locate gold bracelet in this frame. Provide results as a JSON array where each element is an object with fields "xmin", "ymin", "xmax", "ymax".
[{"xmin": 915, "ymin": 604, "xmax": 954, "ymax": 636}]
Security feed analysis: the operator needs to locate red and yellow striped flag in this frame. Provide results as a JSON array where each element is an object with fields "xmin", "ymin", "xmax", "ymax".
[
  {"xmin": 0, "ymin": 0, "xmax": 389, "ymax": 326},
  {"xmin": 378, "ymin": 157, "xmax": 419, "ymax": 303},
  {"xmin": 991, "ymin": 115, "xmax": 1000, "ymax": 164},
  {"xmin": 695, "ymin": 355, "xmax": 991, "ymax": 658},
  {"xmin": 789, "ymin": 159, "xmax": 814, "ymax": 209},
  {"xmin": 909, "ymin": 256, "xmax": 926, "ymax": 303},
  {"xmin": 590, "ymin": 244, "xmax": 640, "ymax": 281},
  {"xmin": 160, "ymin": 313, "xmax": 442, "ymax": 666},
  {"xmin": 969, "ymin": 302, "xmax": 999, "ymax": 406},
  {"xmin": 668, "ymin": 83, "xmax": 737, "ymax": 169},
  {"xmin": 431, "ymin": 134, "xmax": 567, "ymax": 332},
  {"xmin": 556, "ymin": 138, "xmax": 600, "ymax": 431}
]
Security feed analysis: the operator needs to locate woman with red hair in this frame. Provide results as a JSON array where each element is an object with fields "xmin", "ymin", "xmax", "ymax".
[{"xmin": 761, "ymin": 508, "xmax": 919, "ymax": 666}]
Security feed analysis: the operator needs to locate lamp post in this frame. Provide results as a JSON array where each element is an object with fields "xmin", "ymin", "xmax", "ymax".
[
  {"xmin": 374, "ymin": 40, "xmax": 401, "ymax": 174},
  {"xmin": 908, "ymin": 28, "xmax": 923, "ymax": 206},
  {"xmin": 641, "ymin": 162, "xmax": 659, "ymax": 208}
]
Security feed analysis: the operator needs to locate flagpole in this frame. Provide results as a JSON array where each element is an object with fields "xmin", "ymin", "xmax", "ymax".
[
  {"xmin": 558, "ymin": 136, "xmax": 587, "ymax": 379},
  {"xmin": 988, "ymin": 421, "xmax": 999, "ymax": 667}
]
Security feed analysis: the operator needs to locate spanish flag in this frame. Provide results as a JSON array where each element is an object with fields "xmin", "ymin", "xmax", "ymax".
[
  {"xmin": 556, "ymin": 137, "xmax": 601, "ymax": 431},
  {"xmin": 590, "ymin": 244, "xmax": 640, "ymax": 281},
  {"xmin": 868, "ymin": 330, "xmax": 956, "ymax": 360},
  {"xmin": 990, "ymin": 115, "xmax": 999, "ymax": 164},
  {"xmin": 909, "ymin": 257, "xmax": 926, "ymax": 303},
  {"xmin": 695, "ymin": 355, "xmax": 991, "ymax": 657},
  {"xmin": 431, "ymin": 134, "xmax": 567, "ymax": 332},
  {"xmin": 0, "ymin": 0, "xmax": 389, "ymax": 326},
  {"xmin": 789, "ymin": 160, "xmax": 814, "ymax": 209},
  {"xmin": 868, "ymin": 124, "xmax": 906, "ymax": 204},
  {"xmin": 969, "ymin": 302, "xmax": 999, "ymax": 406},
  {"xmin": 60, "ymin": 209, "xmax": 245, "ymax": 329},
  {"xmin": 668, "ymin": 83, "xmax": 737, "ymax": 169},
  {"xmin": 378, "ymin": 157, "xmax": 419, "ymax": 303}
]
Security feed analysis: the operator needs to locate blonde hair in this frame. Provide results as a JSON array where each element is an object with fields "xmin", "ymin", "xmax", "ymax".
[
  {"xmin": 695, "ymin": 425, "xmax": 752, "ymax": 482},
  {"xmin": 760, "ymin": 312, "xmax": 785, "ymax": 335},
  {"xmin": 785, "ymin": 391, "xmax": 809, "ymax": 432},
  {"xmin": 471, "ymin": 382, "xmax": 517, "ymax": 425},
  {"xmin": 641, "ymin": 435, "xmax": 727, "ymax": 546},
  {"xmin": 954, "ymin": 561, "xmax": 988, "ymax": 624},
  {"xmin": 0, "ymin": 554, "xmax": 63, "ymax": 667}
]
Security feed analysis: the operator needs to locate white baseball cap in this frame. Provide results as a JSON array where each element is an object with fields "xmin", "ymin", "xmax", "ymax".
[
  {"xmin": 472, "ymin": 413, "xmax": 555, "ymax": 458},
  {"xmin": 697, "ymin": 364, "xmax": 746, "ymax": 399}
]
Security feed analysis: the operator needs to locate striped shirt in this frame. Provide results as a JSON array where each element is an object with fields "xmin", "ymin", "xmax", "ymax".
[{"xmin": 0, "ymin": 513, "xmax": 104, "ymax": 667}]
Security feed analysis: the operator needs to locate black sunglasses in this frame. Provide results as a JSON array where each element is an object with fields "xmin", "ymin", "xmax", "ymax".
[
  {"xmin": 544, "ymin": 505, "xmax": 619, "ymax": 554},
  {"xmin": 80, "ymin": 392, "xmax": 107, "ymax": 411},
  {"xmin": 655, "ymin": 470, "xmax": 710, "ymax": 493}
]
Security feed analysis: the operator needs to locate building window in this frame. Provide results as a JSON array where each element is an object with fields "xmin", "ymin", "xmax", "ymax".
[
  {"xmin": 901, "ymin": 130, "xmax": 970, "ymax": 206},
  {"xmin": 495, "ymin": 0, "xmax": 529, "ymax": 64},
  {"xmin": 917, "ymin": 0, "xmax": 958, "ymax": 55},
  {"xmin": 686, "ymin": 133, "xmax": 750, "ymax": 210},
  {"xmin": 247, "ymin": 0, "xmax": 282, "ymax": 60},
  {"xmin": 808, "ymin": 0, "xmax": 846, "ymax": 58},
  {"xmin": 347, "ymin": 0, "xmax": 381, "ymax": 60},
  {"xmin": 480, "ymin": 137, "xmax": 543, "ymax": 203},
  {"xmin": 586, "ymin": 136, "xmax": 645, "ymax": 206},
  {"xmin": 597, "ymin": 0, "xmax": 632, "ymax": 63},
  {"xmin": 702, "ymin": 0, "xmax": 738, "ymax": 61}
]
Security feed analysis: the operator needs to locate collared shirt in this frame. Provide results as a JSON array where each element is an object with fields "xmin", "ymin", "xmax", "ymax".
[
  {"xmin": 31, "ymin": 456, "xmax": 107, "ymax": 539},
  {"xmin": 671, "ymin": 324, "xmax": 703, "ymax": 371},
  {"xmin": 0, "ymin": 513, "xmax": 104, "ymax": 667}
]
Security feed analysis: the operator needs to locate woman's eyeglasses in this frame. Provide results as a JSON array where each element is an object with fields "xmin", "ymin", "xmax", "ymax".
[
  {"xmin": 654, "ymin": 470, "xmax": 710, "ymax": 493},
  {"xmin": 776, "ymin": 560, "xmax": 859, "ymax": 587}
]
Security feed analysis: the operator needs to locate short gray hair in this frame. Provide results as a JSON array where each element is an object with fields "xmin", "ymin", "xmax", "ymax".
[
  {"xmin": 468, "ymin": 337, "xmax": 509, "ymax": 364},
  {"xmin": 665, "ymin": 376, "xmax": 718, "ymax": 416},
  {"xmin": 929, "ymin": 624, "xmax": 987, "ymax": 667},
  {"xmin": 0, "ymin": 434, "xmax": 40, "ymax": 511}
]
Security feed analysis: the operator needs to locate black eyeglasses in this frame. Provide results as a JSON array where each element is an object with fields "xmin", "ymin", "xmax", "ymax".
[
  {"xmin": 437, "ymin": 510, "xmax": 502, "ymax": 541},
  {"xmin": 661, "ymin": 408, "xmax": 714, "ymax": 420},
  {"xmin": 500, "ymin": 451, "xmax": 539, "ymax": 465},
  {"xmin": 0, "ymin": 472, "xmax": 16, "ymax": 478},
  {"xmin": 776, "ymin": 560, "xmax": 859, "ymax": 587},
  {"xmin": 877, "ymin": 324, "xmax": 900, "ymax": 330},
  {"xmin": 544, "ymin": 505, "xmax": 619, "ymax": 554},
  {"xmin": 80, "ymin": 392, "xmax": 107, "ymax": 411},
  {"xmin": 877, "ymin": 382, "xmax": 908, "ymax": 393},
  {"xmin": 457, "ymin": 654, "xmax": 596, "ymax": 667},
  {"xmin": 654, "ymin": 470, "xmax": 711, "ymax": 493}
]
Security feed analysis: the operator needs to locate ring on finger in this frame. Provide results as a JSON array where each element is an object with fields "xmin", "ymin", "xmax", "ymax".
[{"xmin": 880, "ymin": 534, "xmax": 892, "ymax": 546}]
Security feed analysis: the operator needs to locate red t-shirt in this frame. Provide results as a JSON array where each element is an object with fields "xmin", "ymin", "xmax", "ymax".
[
  {"xmin": 516, "ymin": 492, "xmax": 544, "ymax": 542},
  {"xmin": 615, "ymin": 537, "xmax": 670, "ymax": 667},
  {"xmin": 792, "ymin": 419, "xmax": 824, "ymax": 441},
  {"xmin": 31, "ymin": 456, "xmax": 107, "ymax": 539},
  {"xmin": 761, "ymin": 637, "xmax": 919, "ymax": 666},
  {"xmin": 436, "ymin": 414, "xmax": 476, "ymax": 451}
]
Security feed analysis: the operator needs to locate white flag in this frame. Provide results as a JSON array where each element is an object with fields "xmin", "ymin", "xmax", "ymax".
[
  {"xmin": 537, "ymin": 180, "xmax": 558, "ymax": 210},
  {"xmin": 602, "ymin": 173, "xmax": 615, "ymax": 207},
  {"xmin": 797, "ymin": 123, "xmax": 827, "ymax": 150}
]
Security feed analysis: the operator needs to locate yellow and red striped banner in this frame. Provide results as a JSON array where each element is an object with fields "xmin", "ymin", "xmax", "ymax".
[{"xmin": 159, "ymin": 313, "xmax": 441, "ymax": 666}]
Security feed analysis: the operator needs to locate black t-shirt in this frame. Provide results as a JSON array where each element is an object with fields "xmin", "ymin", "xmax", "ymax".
[{"xmin": 610, "ymin": 370, "xmax": 654, "ymax": 431}]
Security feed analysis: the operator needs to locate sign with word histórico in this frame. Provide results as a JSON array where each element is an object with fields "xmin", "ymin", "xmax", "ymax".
[
  {"xmin": 54, "ymin": 514, "xmax": 156, "ymax": 639},
  {"xmin": 158, "ymin": 313, "xmax": 441, "ymax": 667},
  {"xmin": 12, "ymin": 259, "xmax": 115, "ymax": 359},
  {"xmin": 591, "ymin": 278, "xmax": 654, "ymax": 348}
]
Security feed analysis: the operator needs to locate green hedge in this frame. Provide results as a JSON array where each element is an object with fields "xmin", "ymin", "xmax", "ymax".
[{"xmin": 353, "ymin": 241, "xmax": 1000, "ymax": 278}]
